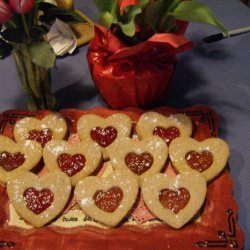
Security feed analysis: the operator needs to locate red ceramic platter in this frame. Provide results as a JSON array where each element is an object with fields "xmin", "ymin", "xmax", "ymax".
[{"xmin": 0, "ymin": 106, "xmax": 244, "ymax": 249}]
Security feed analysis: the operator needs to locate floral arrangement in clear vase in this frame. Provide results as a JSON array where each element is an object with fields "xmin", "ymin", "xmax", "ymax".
[{"xmin": 0, "ymin": 0, "xmax": 87, "ymax": 111}]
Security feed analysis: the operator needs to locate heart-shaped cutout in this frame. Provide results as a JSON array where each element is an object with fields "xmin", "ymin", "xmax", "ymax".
[
  {"xmin": 27, "ymin": 128, "xmax": 53, "ymax": 147},
  {"xmin": 153, "ymin": 126, "xmax": 180, "ymax": 145},
  {"xmin": 77, "ymin": 113, "xmax": 132, "ymax": 160},
  {"xmin": 185, "ymin": 150, "xmax": 213, "ymax": 172},
  {"xmin": 125, "ymin": 152, "xmax": 153, "ymax": 175},
  {"xmin": 93, "ymin": 186, "xmax": 123, "ymax": 213},
  {"xmin": 136, "ymin": 112, "xmax": 192, "ymax": 143},
  {"xmin": 74, "ymin": 170, "xmax": 138, "ymax": 227},
  {"xmin": 57, "ymin": 153, "xmax": 86, "ymax": 177},
  {"xmin": 159, "ymin": 187, "xmax": 190, "ymax": 214},
  {"xmin": 169, "ymin": 137, "xmax": 229, "ymax": 182},
  {"xmin": 23, "ymin": 188, "xmax": 54, "ymax": 214},
  {"xmin": 0, "ymin": 135, "xmax": 42, "ymax": 185},
  {"xmin": 0, "ymin": 151, "xmax": 25, "ymax": 172},
  {"xmin": 43, "ymin": 139, "xmax": 102, "ymax": 186},
  {"xmin": 7, "ymin": 171, "xmax": 71, "ymax": 227},
  {"xmin": 13, "ymin": 113, "xmax": 67, "ymax": 147},
  {"xmin": 141, "ymin": 171, "xmax": 206, "ymax": 229},
  {"xmin": 110, "ymin": 136, "xmax": 168, "ymax": 185},
  {"xmin": 90, "ymin": 126, "xmax": 117, "ymax": 147}
]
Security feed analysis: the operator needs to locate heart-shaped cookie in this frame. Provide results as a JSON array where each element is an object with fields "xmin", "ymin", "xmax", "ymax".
[
  {"xmin": 74, "ymin": 170, "xmax": 139, "ymax": 227},
  {"xmin": 7, "ymin": 171, "xmax": 71, "ymax": 227},
  {"xmin": 13, "ymin": 113, "xmax": 67, "ymax": 147},
  {"xmin": 0, "ymin": 135, "xmax": 42, "ymax": 185},
  {"xmin": 136, "ymin": 112, "xmax": 192, "ymax": 145},
  {"xmin": 109, "ymin": 136, "xmax": 168, "ymax": 185},
  {"xmin": 43, "ymin": 139, "xmax": 102, "ymax": 186},
  {"xmin": 77, "ymin": 113, "xmax": 132, "ymax": 159},
  {"xmin": 141, "ymin": 171, "xmax": 206, "ymax": 229},
  {"xmin": 169, "ymin": 137, "xmax": 229, "ymax": 182}
]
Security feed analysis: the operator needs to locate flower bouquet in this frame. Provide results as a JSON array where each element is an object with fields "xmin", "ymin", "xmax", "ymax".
[
  {"xmin": 0, "ymin": 0, "xmax": 87, "ymax": 111},
  {"xmin": 87, "ymin": 0, "xmax": 227, "ymax": 109}
]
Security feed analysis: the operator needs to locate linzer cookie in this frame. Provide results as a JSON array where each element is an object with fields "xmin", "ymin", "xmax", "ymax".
[
  {"xmin": 0, "ymin": 107, "xmax": 244, "ymax": 249},
  {"xmin": 43, "ymin": 139, "xmax": 102, "ymax": 186},
  {"xmin": 169, "ymin": 137, "xmax": 229, "ymax": 182},
  {"xmin": 0, "ymin": 135, "xmax": 42, "ymax": 185},
  {"xmin": 77, "ymin": 113, "xmax": 132, "ymax": 159},
  {"xmin": 13, "ymin": 113, "xmax": 67, "ymax": 147},
  {"xmin": 141, "ymin": 171, "xmax": 207, "ymax": 229},
  {"xmin": 7, "ymin": 171, "xmax": 71, "ymax": 228},
  {"xmin": 136, "ymin": 112, "xmax": 192, "ymax": 145},
  {"xmin": 74, "ymin": 170, "xmax": 139, "ymax": 227},
  {"xmin": 109, "ymin": 136, "xmax": 168, "ymax": 185}
]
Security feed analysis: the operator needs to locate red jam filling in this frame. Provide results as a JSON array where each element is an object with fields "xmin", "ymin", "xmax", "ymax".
[
  {"xmin": 27, "ymin": 128, "xmax": 53, "ymax": 147},
  {"xmin": 185, "ymin": 150, "xmax": 213, "ymax": 172},
  {"xmin": 57, "ymin": 153, "xmax": 86, "ymax": 177},
  {"xmin": 125, "ymin": 152, "xmax": 153, "ymax": 175},
  {"xmin": 0, "ymin": 151, "xmax": 25, "ymax": 172},
  {"xmin": 153, "ymin": 126, "xmax": 180, "ymax": 145},
  {"xmin": 93, "ymin": 187, "xmax": 123, "ymax": 213},
  {"xmin": 90, "ymin": 126, "xmax": 117, "ymax": 147},
  {"xmin": 23, "ymin": 188, "xmax": 54, "ymax": 214},
  {"xmin": 159, "ymin": 187, "xmax": 190, "ymax": 214}
]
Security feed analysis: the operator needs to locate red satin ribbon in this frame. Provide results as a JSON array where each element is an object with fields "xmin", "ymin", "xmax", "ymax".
[{"xmin": 87, "ymin": 25, "xmax": 194, "ymax": 109}]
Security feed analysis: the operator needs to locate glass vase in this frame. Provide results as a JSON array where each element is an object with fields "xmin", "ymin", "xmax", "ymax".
[{"xmin": 12, "ymin": 43, "xmax": 58, "ymax": 111}]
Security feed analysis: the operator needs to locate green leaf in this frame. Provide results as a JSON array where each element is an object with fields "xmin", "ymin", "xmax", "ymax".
[
  {"xmin": 53, "ymin": 9, "xmax": 88, "ymax": 24},
  {"xmin": 167, "ymin": 0, "xmax": 182, "ymax": 11},
  {"xmin": 94, "ymin": 0, "xmax": 119, "ymax": 28},
  {"xmin": 39, "ymin": 2, "xmax": 61, "ymax": 12},
  {"xmin": 159, "ymin": 16, "xmax": 177, "ymax": 33},
  {"xmin": 93, "ymin": 0, "xmax": 119, "ymax": 14},
  {"xmin": 144, "ymin": 0, "xmax": 176, "ymax": 32},
  {"xmin": 114, "ymin": 0, "xmax": 148, "ymax": 37},
  {"xmin": 30, "ymin": 25, "xmax": 49, "ymax": 40},
  {"xmin": 29, "ymin": 41, "xmax": 56, "ymax": 68},
  {"xmin": 1, "ymin": 28, "xmax": 24, "ymax": 43},
  {"xmin": 170, "ymin": 1, "xmax": 228, "ymax": 34},
  {"xmin": 144, "ymin": 0, "xmax": 164, "ymax": 32},
  {"xmin": 39, "ymin": 14, "xmax": 56, "ymax": 27},
  {"xmin": 138, "ymin": 0, "xmax": 150, "ymax": 6},
  {"xmin": 0, "ymin": 38, "xmax": 13, "ymax": 59},
  {"xmin": 99, "ymin": 11, "xmax": 116, "ymax": 29},
  {"xmin": 27, "ymin": 1, "xmax": 40, "ymax": 26},
  {"xmin": 39, "ymin": 2, "xmax": 88, "ymax": 24},
  {"xmin": 115, "ymin": 5, "xmax": 143, "ymax": 37}
]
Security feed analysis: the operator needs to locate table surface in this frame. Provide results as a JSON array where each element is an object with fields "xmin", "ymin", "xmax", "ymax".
[{"xmin": 1, "ymin": 0, "xmax": 250, "ymax": 248}]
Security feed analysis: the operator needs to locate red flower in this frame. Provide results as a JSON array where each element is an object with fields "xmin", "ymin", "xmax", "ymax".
[
  {"xmin": 119, "ymin": 0, "xmax": 139, "ymax": 14},
  {"xmin": 9, "ymin": 0, "xmax": 35, "ymax": 14},
  {"xmin": 0, "ymin": 0, "xmax": 13, "ymax": 24}
]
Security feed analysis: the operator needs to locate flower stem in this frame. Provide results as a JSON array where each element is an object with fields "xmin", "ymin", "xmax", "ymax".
[
  {"xmin": 22, "ymin": 43, "xmax": 41, "ymax": 98},
  {"xmin": 13, "ymin": 48, "xmax": 39, "ymax": 110},
  {"xmin": 33, "ymin": 2, "xmax": 40, "ymax": 25},
  {"xmin": 8, "ymin": 20, "xmax": 17, "ymax": 28},
  {"xmin": 37, "ymin": 65, "xmax": 48, "ymax": 109},
  {"xmin": 21, "ymin": 14, "xmax": 30, "ymax": 40}
]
